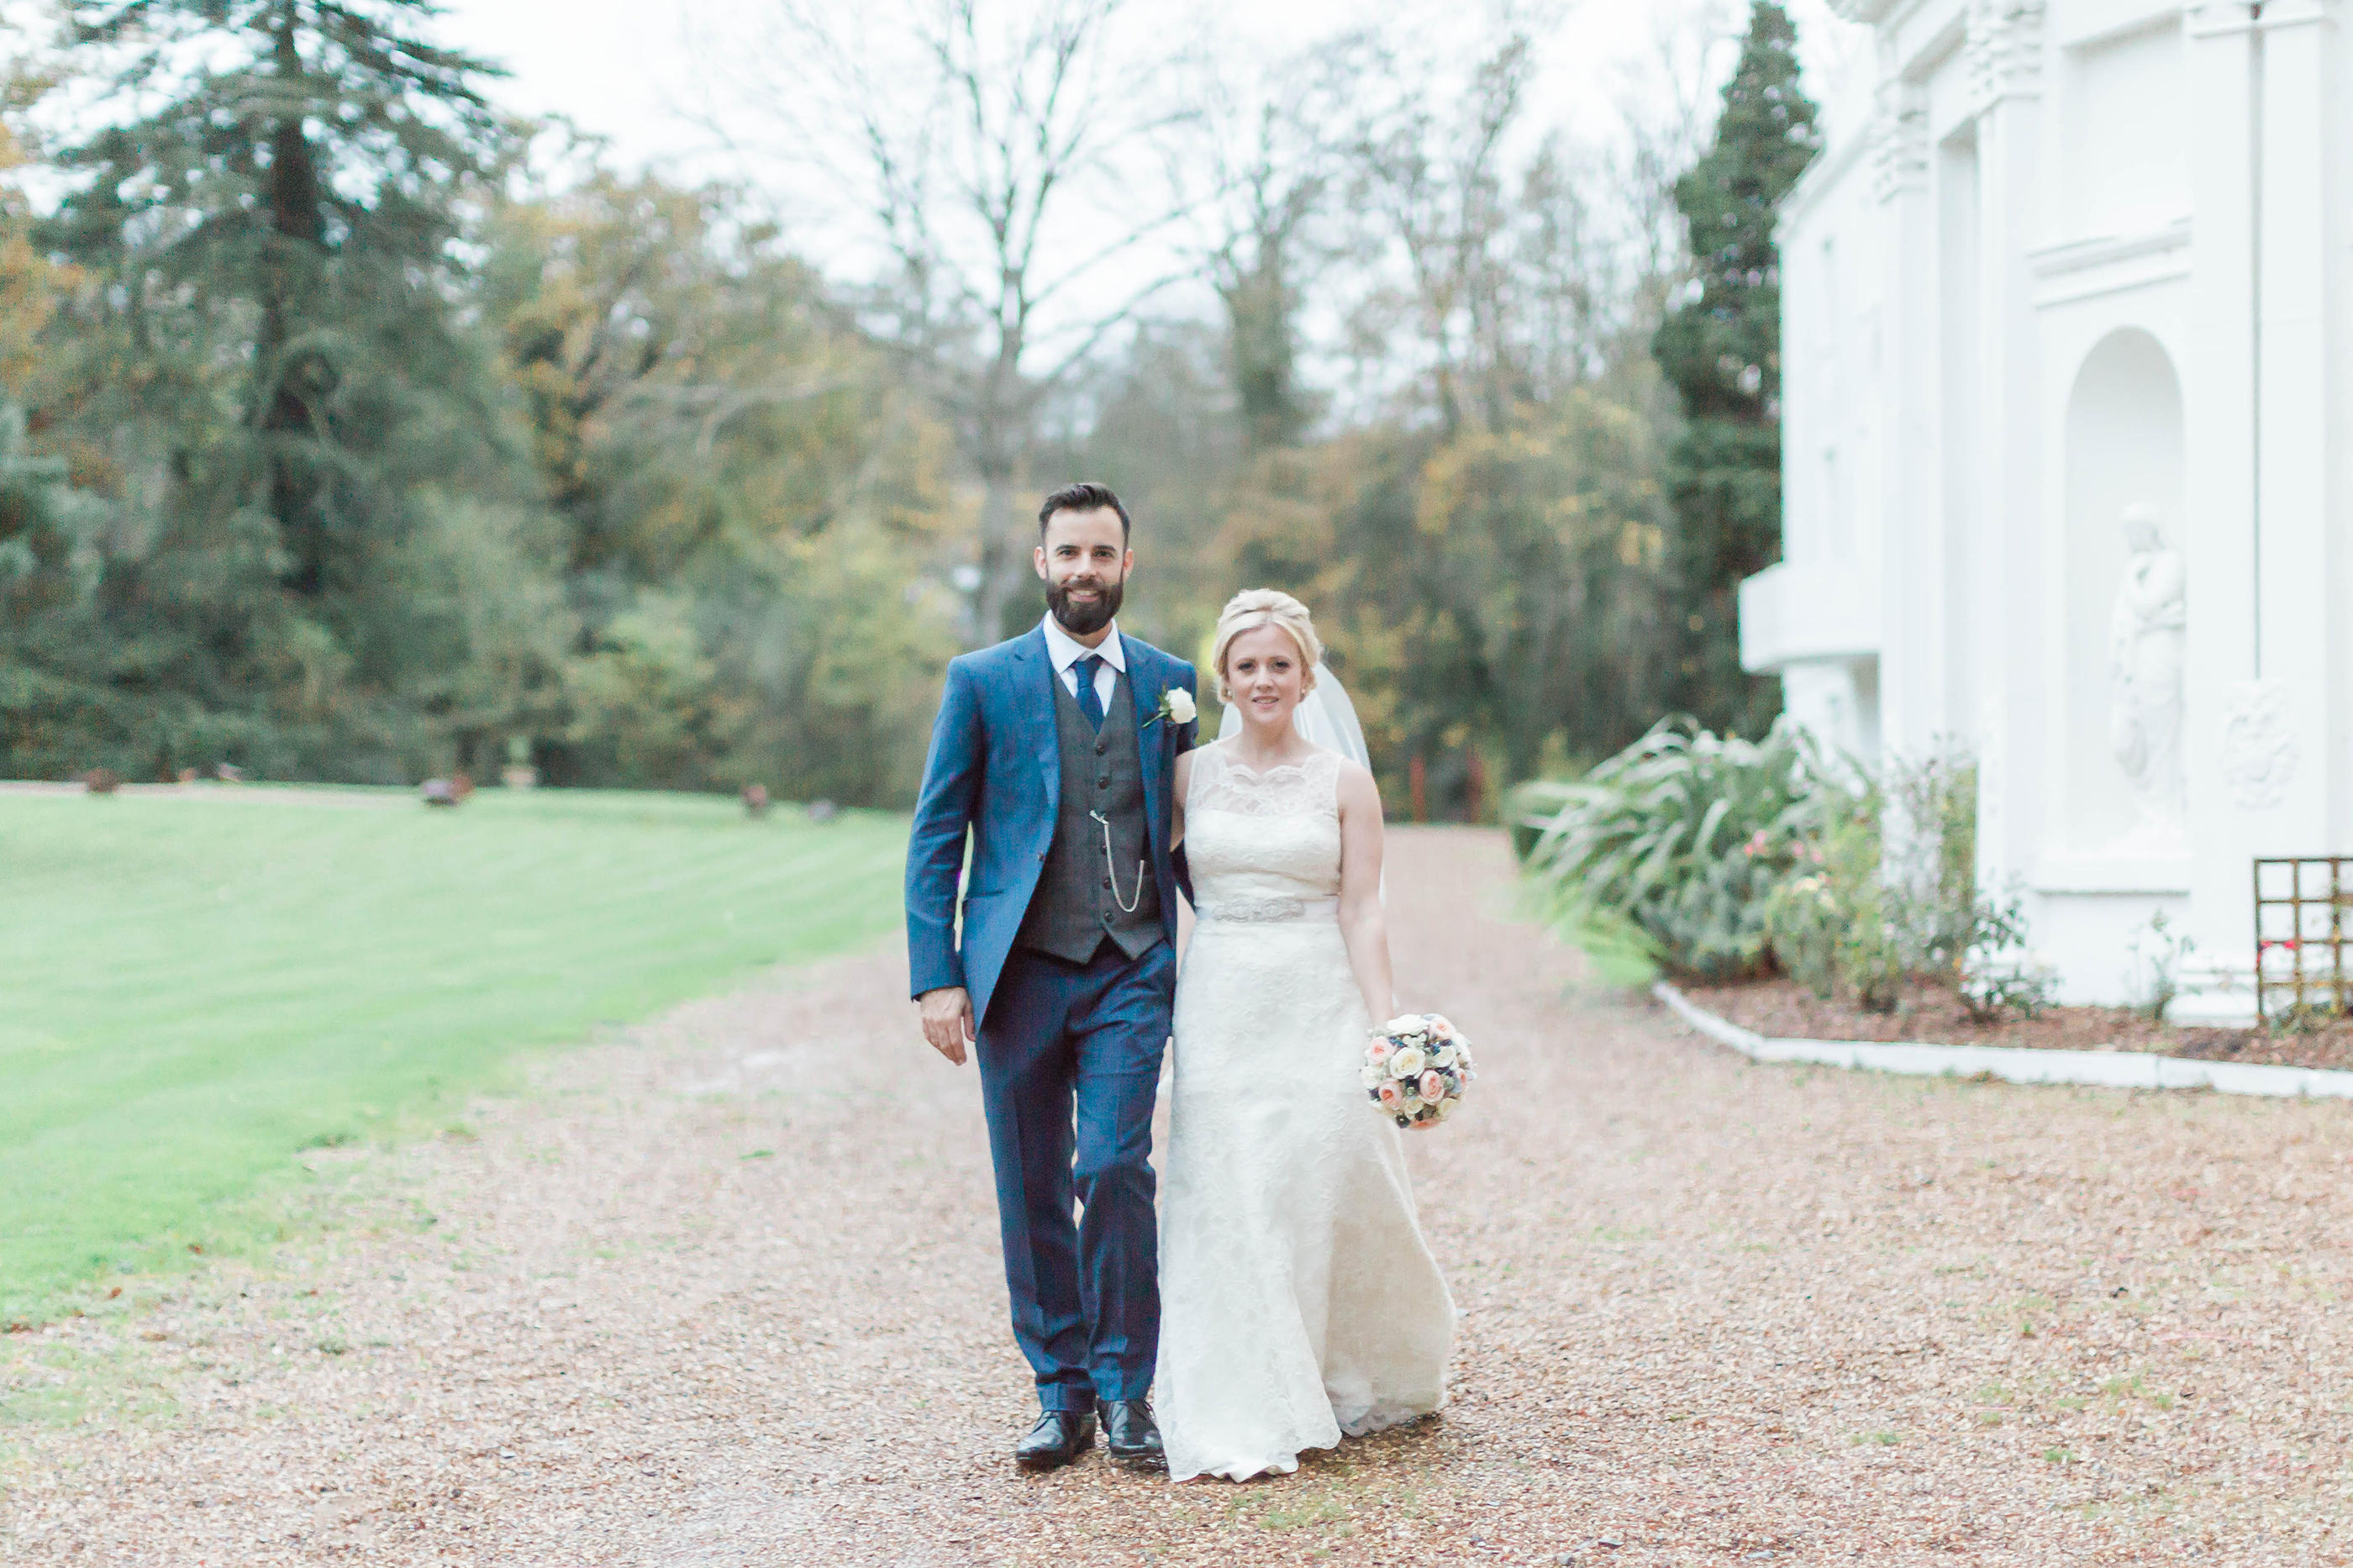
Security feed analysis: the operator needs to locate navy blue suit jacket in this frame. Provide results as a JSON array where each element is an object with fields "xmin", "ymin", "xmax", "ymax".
[{"xmin": 904, "ymin": 626, "xmax": 1198, "ymax": 1027}]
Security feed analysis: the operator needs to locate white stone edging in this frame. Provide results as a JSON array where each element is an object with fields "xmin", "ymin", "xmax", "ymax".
[{"xmin": 1651, "ymin": 981, "xmax": 2353, "ymax": 1101}]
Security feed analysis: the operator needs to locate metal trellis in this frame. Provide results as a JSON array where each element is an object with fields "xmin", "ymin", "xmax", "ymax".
[{"xmin": 2254, "ymin": 856, "xmax": 2353, "ymax": 1023}]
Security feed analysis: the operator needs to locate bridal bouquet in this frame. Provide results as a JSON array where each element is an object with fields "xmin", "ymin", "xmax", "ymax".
[{"xmin": 1362, "ymin": 1013, "xmax": 1476, "ymax": 1129}]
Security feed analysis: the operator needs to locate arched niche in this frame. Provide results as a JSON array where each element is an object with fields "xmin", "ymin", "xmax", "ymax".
[{"xmin": 2062, "ymin": 326, "xmax": 2187, "ymax": 851}]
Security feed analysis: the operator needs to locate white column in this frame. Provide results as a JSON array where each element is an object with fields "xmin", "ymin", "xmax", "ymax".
[
  {"xmin": 2326, "ymin": 5, "xmax": 2353, "ymax": 847},
  {"xmin": 2253, "ymin": 0, "xmax": 2342, "ymax": 843},
  {"xmin": 1873, "ymin": 75, "xmax": 1939, "ymax": 757},
  {"xmin": 2176, "ymin": 2, "xmax": 2263, "ymax": 1016},
  {"xmin": 1969, "ymin": 3, "xmax": 2049, "ymax": 896},
  {"xmin": 1938, "ymin": 129, "xmax": 1984, "ymax": 764}
]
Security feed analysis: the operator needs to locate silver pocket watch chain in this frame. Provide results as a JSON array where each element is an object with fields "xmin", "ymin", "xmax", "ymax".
[{"xmin": 1087, "ymin": 808, "xmax": 1146, "ymax": 914}]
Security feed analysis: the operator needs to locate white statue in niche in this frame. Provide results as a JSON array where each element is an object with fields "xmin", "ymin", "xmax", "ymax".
[{"xmin": 2107, "ymin": 502, "xmax": 2187, "ymax": 839}]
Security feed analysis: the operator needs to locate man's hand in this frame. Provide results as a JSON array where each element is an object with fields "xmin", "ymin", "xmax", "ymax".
[{"xmin": 919, "ymin": 987, "xmax": 976, "ymax": 1066}]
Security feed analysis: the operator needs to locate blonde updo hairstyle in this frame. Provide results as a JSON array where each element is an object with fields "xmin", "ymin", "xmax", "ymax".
[{"xmin": 1211, "ymin": 589, "xmax": 1323, "ymax": 704}]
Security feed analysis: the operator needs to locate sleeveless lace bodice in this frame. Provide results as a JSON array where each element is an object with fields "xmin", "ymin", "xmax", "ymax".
[
  {"xmin": 1158, "ymin": 741, "xmax": 1452, "ymax": 1481},
  {"xmin": 1183, "ymin": 746, "xmax": 1343, "ymax": 923}
]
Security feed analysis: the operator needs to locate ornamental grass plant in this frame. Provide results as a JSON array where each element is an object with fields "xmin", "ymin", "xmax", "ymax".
[{"xmin": 1510, "ymin": 717, "xmax": 1834, "ymax": 981}]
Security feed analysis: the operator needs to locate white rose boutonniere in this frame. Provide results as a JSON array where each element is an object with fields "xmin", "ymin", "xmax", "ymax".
[{"xmin": 1147, "ymin": 687, "xmax": 1197, "ymax": 729}]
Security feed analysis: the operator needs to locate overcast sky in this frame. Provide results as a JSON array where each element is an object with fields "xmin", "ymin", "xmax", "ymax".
[
  {"xmin": 430, "ymin": 0, "xmax": 1870, "ymax": 187},
  {"xmin": 0, "ymin": 0, "xmax": 1868, "ymax": 394},
  {"xmin": 412, "ymin": 0, "xmax": 1867, "ymax": 403}
]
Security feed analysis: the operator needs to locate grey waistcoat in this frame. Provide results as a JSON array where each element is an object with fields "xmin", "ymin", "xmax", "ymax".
[{"xmin": 1015, "ymin": 663, "xmax": 1162, "ymax": 965}]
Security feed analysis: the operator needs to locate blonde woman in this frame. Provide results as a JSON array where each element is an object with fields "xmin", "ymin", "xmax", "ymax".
[{"xmin": 1155, "ymin": 589, "xmax": 1454, "ymax": 1482}]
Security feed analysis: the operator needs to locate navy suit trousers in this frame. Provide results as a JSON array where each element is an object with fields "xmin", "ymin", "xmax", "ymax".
[{"xmin": 977, "ymin": 938, "xmax": 1174, "ymax": 1410}]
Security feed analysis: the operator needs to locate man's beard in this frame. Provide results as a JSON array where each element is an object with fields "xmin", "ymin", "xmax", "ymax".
[{"xmin": 1046, "ymin": 574, "xmax": 1124, "ymax": 637}]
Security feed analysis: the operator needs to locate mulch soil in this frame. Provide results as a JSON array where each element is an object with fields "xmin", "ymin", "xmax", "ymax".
[{"xmin": 1684, "ymin": 976, "xmax": 2353, "ymax": 1073}]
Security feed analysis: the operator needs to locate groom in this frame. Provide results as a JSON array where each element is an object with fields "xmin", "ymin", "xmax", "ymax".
[{"xmin": 905, "ymin": 482, "xmax": 1198, "ymax": 1472}]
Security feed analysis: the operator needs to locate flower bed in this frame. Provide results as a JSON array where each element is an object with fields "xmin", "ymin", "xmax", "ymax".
[{"xmin": 1680, "ymin": 976, "xmax": 2353, "ymax": 1073}]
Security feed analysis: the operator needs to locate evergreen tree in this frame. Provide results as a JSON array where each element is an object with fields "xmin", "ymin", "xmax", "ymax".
[
  {"xmin": 34, "ymin": 1, "xmax": 539, "ymax": 778},
  {"xmin": 1651, "ymin": 0, "xmax": 1820, "ymax": 737},
  {"xmin": 0, "ymin": 402, "xmax": 128, "ymax": 774}
]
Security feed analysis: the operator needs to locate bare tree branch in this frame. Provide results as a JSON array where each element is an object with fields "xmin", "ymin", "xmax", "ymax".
[{"xmin": 692, "ymin": 0, "xmax": 1207, "ymax": 642}]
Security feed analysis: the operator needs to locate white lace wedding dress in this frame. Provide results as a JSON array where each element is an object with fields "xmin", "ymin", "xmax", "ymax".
[{"xmin": 1157, "ymin": 744, "xmax": 1455, "ymax": 1482}]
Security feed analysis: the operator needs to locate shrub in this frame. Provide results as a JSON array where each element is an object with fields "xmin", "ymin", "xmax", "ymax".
[
  {"xmin": 1757, "ymin": 785, "xmax": 1910, "ymax": 1010},
  {"xmin": 1511, "ymin": 716, "xmax": 1833, "ymax": 980},
  {"xmin": 1759, "ymin": 744, "xmax": 2050, "ymax": 1018},
  {"xmin": 1759, "ymin": 863, "xmax": 1839, "ymax": 998},
  {"xmin": 1956, "ymin": 894, "xmax": 2057, "ymax": 1021},
  {"xmin": 1519, "ymin": 722, "xmax": 2053, "ymax": 1021},
  {"xmin": 1882, "ymin": 747, "xmax": 1982, "ymax": 987}
]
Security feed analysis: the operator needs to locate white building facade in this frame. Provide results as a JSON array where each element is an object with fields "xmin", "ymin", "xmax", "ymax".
[{"xmin": 1743, "ymin": 0, "xmax": 2353, "ymax": 1016}]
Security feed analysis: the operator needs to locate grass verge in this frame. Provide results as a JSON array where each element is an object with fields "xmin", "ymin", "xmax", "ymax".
[{"xmin": 0, "ymin": 786, "xmax": 905, "ymax": 1325}]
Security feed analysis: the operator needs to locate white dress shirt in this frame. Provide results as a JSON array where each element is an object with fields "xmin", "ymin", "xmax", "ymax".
[{"xmin": 1040, "ymin": 613, "xmax": 1125, "ymax": 712}]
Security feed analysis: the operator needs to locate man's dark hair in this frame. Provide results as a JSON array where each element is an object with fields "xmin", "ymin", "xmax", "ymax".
[{"xmin": 1037, "ymin": 481, "xmax": 1131, "ymax": 539}]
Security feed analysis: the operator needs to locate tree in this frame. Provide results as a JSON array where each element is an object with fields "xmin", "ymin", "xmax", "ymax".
[
  {"xmin": 1208, "ymin": 358, "xmax": 1676, "ymax": 808},
  {"xmin": 0, "ymin": 401, "xmax": 134, "ymax": 776},
  {"xmin": 1339, "ymin": 27, "xmax": 1536, "ymax": 438},
  {"xmin": 478, "ymin": 159, "xmax": 963, "ymax": 801},
  {"xmin": 1650, "ymin": 0, "xmax": 1819, "ymax": 737},
  {"xmin": 477, "ymin": 167, "xmax": 879, "ymax": 587},
  {"xmin": 23, "ymin": 1, "xmax": 561, "ymax": 780},
  {"xmin": 1609, "ymin": 0, "xmax": 1742, "ymax": 330},
  {"xmin": 1033, "ymin": 318, "xmax": 1240, "ymax": 654},
  {"xmin": 1185, "ymin": 50, "xmax": 1347, "ymax": 457},
  {"xmin": 50, "ymin": 0, "xmax": 517, "ymax": 599},
  {"xmin": 699, "ymin": 0, "xmax": 1201, "ymax": 645}
]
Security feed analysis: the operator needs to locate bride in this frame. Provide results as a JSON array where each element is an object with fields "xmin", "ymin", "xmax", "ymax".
[{"xmin": 1156, "ymin": 588, "xmax": 1455, "ymax": 1483}]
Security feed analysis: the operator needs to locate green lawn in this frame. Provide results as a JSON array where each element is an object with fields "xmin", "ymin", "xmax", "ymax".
[{"xmin": 0, "ymin": 787, "xmax": 907, "ymax": 1323}]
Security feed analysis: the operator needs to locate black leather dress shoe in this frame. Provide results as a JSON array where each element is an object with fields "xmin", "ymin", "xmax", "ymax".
[
  {"xmin": 1098, "ymin": 1397, "xmax": 1165, "ymax": 1469},
  {"xmin": 1014, "ymin": 1408, "xmax": 1097, "ymax": 1471}
]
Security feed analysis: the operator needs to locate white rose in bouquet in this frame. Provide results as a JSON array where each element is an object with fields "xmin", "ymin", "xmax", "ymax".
[{"xmin": 1389, "ymin": 1044, "xmax": 1427, "ymax": 1079}]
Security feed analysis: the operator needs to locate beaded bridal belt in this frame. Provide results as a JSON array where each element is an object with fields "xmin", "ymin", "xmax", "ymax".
[{"xmin": 1196, "ymin": 896, "xmax": 1340, "ymax": 924}]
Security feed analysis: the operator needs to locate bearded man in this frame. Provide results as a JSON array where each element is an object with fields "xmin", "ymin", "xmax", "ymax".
[{"xmin": 903, "ymin": 482, "xmax": 1200, "ymax": 1471}]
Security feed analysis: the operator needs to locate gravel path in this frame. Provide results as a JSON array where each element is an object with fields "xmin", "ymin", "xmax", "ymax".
[{"xmin": 6, "ymin": 829, "xmax": 2351, "ymax": 1565}]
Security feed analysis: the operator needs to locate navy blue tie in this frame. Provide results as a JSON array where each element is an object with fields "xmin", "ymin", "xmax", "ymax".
[{"xmin": 1073, "ymin": 655, "xmax": 1106, "ymax": 731}]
